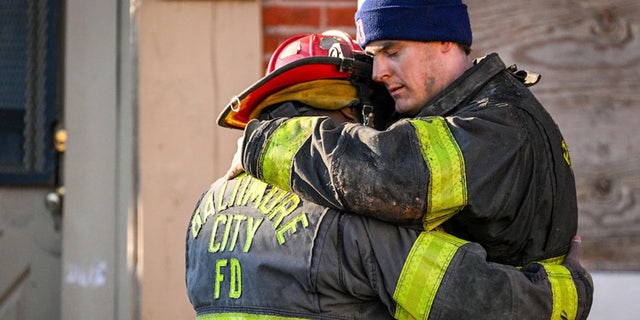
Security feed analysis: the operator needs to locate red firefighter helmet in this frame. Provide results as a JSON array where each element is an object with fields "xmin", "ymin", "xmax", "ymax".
[
  {"xmin": 217, "ymin": 30, "xmax": 367, "ymax": 129},
  {"xmin": 267, "ymin": 30, "xmax": 362, "ymax": 73}
]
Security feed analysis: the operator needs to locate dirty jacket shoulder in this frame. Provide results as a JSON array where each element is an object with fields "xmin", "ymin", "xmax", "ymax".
[
  {"xmin": 241, "ymin": 53, "xmax": 578, "ymax": 265},
  {"xmin": 186, "ymin": 174, "xmax": 398, "ymax": 319}
]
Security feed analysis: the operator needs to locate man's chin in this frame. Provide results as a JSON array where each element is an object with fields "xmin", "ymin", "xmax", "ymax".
[{"xmin": 394, "ymin": 102, "xmax": 420, "ymax": 116}]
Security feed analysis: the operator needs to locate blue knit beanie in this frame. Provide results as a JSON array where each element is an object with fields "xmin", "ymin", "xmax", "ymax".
[{"xmin": 355, "ymin": 0, "xmax": 472, "ymax": 48}]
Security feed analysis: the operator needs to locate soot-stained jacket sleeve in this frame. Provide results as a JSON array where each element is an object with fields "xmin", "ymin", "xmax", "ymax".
[
  {"xmin": 242, "ymin": 116, "xmax": 432, "ymax": 226},
  {"xmin": 241, "ymin": 52, "xmax": 578, "ymax": 268},
  {"xmin": 242, "ymin": 105, "xmax": 527, "ymax": 232},
  {"xmin": 420, "ymin": 237, "xmax": 593, "ymax": 320},
  {"xmin": 342, "ymin": 215, "xmax": 593, "ymax": 320}
]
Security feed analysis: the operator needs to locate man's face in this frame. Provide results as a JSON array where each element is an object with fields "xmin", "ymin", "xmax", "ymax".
[{"xmin": 365, "ymin": 40, "xmax": 453, "ymax": 116}]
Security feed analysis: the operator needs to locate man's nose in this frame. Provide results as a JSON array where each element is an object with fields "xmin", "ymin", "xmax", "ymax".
[{"xmin": 371, "ymin": 57, "xmax": 389, "ymax": 83}]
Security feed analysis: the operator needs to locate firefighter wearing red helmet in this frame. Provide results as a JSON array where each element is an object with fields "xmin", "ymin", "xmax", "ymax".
[
  {"xmin": 217, "ymin": 30, "xmax": 393, "ymax": 131},
  {"xmin": 186, "ymin": 31, "xmax": 592, "ymax": 319}
]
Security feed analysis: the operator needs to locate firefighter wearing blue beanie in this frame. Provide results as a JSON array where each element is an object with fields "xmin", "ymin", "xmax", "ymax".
[{"xmin": 355, "ymin": 0, "xmax": 472, "ymax": 48}]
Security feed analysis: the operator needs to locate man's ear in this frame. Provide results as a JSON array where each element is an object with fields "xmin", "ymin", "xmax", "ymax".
[
  {"xmin": 340, "ymin": 107, "xmax": 361, "ymax": 123},
  {"xmin": 440, "ymin": 41, "xmax": 455, "ymax": 53}
]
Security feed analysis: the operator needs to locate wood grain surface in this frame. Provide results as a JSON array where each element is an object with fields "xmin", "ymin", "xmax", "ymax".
[{"xmin": 466, "ymin": 0, "xmax": 640, "ymax": 270}]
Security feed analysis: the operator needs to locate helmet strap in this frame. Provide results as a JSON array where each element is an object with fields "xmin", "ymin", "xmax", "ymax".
[{"xmin": 342, "ymin": 55, "xmax": 377, "ymax": 128}]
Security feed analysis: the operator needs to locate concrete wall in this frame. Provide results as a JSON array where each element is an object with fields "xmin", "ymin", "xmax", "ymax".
[
  {"xmin": 138, "ymin": 1, "xmax": 261, "ymax": 318},
  {"xmin": 60, "ymin": 0, "xmax": 124, "ymax": 318},
  {"xmin": 0, "ymin": 189, "xmax": 61, "ymax": 320}
]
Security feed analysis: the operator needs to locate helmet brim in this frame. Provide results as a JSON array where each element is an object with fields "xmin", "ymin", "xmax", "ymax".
[{"xmin": 217, "ymin": 56, "xmax": 352, "ymax": 130}]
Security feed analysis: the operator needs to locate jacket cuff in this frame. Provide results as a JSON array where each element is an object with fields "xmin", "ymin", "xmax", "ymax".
[
  {"xmin": 571, "ymin": 267, "xmax": 594, "ymax": 320},
  {"xmin": 242, "ymin": 119, "xmax": 263, "ymax": 179},
  {"xmin": 242, "ymin": 118, "xmax": 287, "ymax": 179}
]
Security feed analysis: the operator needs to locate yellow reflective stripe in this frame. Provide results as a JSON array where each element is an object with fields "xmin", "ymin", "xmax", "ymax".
[
  {"xmin": 543, "ymin": 264, "xmax": 578, "ymax": 320},
  {"xmin": 259, "ymin": 117, "xmax": 319, "ymax": 193},
  {"xmin": 394, "ymin": 232, "xmax": 468, "ymax": 320},
  {"xmin": 197, "ymin": 313, "xmax": 308, "ymax": 320},
  {"xmin": 539, "ymin": 255, "xmax": 566, "ymax": 265},
  {"xmin": 409, "ymin": 117, "xmax": 467, "ymax": 230}
]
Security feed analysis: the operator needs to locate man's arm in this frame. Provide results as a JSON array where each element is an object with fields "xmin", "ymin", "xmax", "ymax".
[
  {"xmin": 345, "ymin": 215, "xmax": 593, "ymax": 320},
  {"xmin": 386, "ymin": 233, "xmax": 593, "ymax": 320},
  {"xmin": 241, "ymin": 116, "xmax": 432, "ymax": 226},
  {"xmin": 240, "ymin": 108, "xmax": 524, "ymax": 231}
]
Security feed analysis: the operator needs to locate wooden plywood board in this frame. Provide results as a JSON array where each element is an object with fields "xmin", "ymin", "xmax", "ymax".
[{"xmin": 467, "ymin": 0, "xmax": 640, "ymax": 270}]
